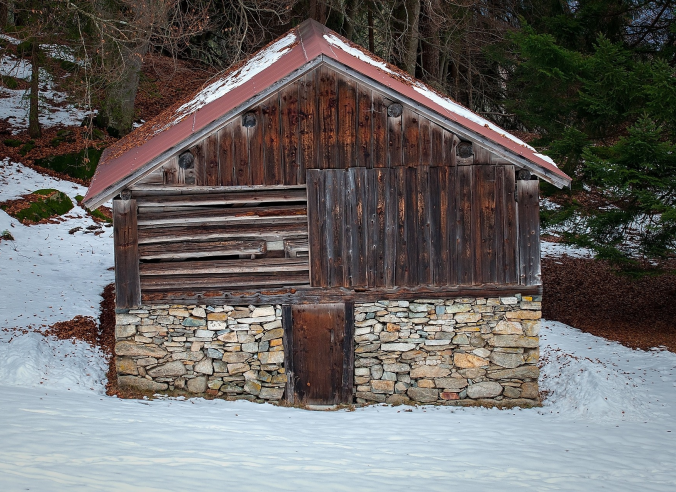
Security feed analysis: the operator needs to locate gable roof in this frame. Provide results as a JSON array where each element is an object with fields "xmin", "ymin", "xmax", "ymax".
[{"xmin": 83, "ymin": 19, "xmax": 571, "ymax": 209}]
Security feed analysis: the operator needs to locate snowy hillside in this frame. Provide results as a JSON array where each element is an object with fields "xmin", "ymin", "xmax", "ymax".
[{"xmin": 0, "ymin": 159, "xmax": 675, "ymax": 491}]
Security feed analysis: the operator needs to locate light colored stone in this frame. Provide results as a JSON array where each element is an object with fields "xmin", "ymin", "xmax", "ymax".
[
  {"xmin": 227, "ymin": 363, "xmax": 250, "ymax": 375},
  {"xmin": 370, "ymin": 365, "xmax": 384, "ymax": 380},
  {"xmin": 417, "ymin": 379, "xmax": 435, "ymax": 388},
  {"xmin": 194, "ymin": 358, "xmax": 214, "ymax": 375},
  {"xmin": 472, "ymin": 348, "xmax": 491, "ymax": 358},
  {"xmin": 251, "ymin": 306, "xmax": 275, "ymax": 317},
  {"xmin": 383, "ymin": 363, "xmax": 410, "ymax": 373},
  {"xmin": 261, "ymin": 328, "xmax": 284, "ymax": 342},
  {"xmin": 187, "ymin": 376, "xmax": 208, "ymax": 393},
  {"xmin": 238, "ymin": 316, "xmax": 276, "ymax": 324},
  {"xmin": 263, "ymin": 320, "xmax": 282, "ymax": 330},
  {"xmin": 241, "ymin": 342, "xmax": 259, "ymax": 353},
  {"xmin": 355, "ymin": 367, "xmax": 370, "ymax": 376},
  {"xmin": 116, "ymin": 314, "xmax": 141, "ymax": 325},
  {"xmin": 207, "ymin": 320, "xmax": 227, "ymax": 331},
  {"xmin": 488, "ymin": 366, "xmax": 539, "ymax": 380},
  {"xmin": 207, "ymin": 312, "xmax": 228, "ymax": 321},
  {"xmin": 490, "ymin": 351, "xmax": 525, "ymax": 369},
  {"xmin": 454, "ymin": 313, "xmax": 482, "ymax": 323},
  {"xmin": 371, "ymin": 380, "xmax": 395, "ymax": 394},
  {"xmin": 116, "ymin": 357, "xmax": 138, "ymax": 375},
  {"xmin": 380, "ymin": 332, "xmax": 399, "ymax": 342},
  {"xmin": 505, "ymin": 310, "xmax": 542, "ymax": 320},
  {"xmin": 115, "ymin": 342, "xmax": 167, "ymax": 358},
  {"xmin": 118, "ymin": 376, "xmax": 168, "ymax": 392},
  {"xmin": 244, "ymin": 380, "xmax": 262, "ymax": 396},
  {"xmin": 192, "ymin": 307, "xmax": 206, "ymax": 318},
  {"xmin": 467, "ymin": 381, "xmax": 503, "ymax": 398},
  {"xmin": 381, "ymin": 342, "xmax": 416, "ymax": 352},
  {"xmin": 218, "ymin": 332, "xmax": 238, "ymax": 343},
  {"xmin": 407, "ymin": 387, "xmax": 438, "ymax": 402},
  {"xmin": 148, "ymin": 361, "xmax": 187, "ymax": 378},
  {"xmin": 454, "ymin": 353, "xmax": 489, "ymax": 368},
  {"xmin": 213, "ymin": 360, "xmax": 228, "ymax": 373},
  {"xmin": 445, "ymin": 304, "xmax": 471, "ymax": 313},
  {"xmin": 458, "ymin": 367, "xmax": 486, "ymax": 379},
  {"xmin": 503, "ymin": 386, "xmax": 521, "ymax": 398},
  {"xmin": 499, "ymin": 297, "xmax": 518, "ymax": 305},
  {"xmin": 115, "ymin": 324, "xmax": 137, "ymax": 339},
  {"xmin": 401, "ymin": 349, "xmax": 424, "ymax": 360},
  {"xmin": 522, "ymin": 320, "xmax": 540, "ymax": 337},
  {"xmin": 493, "ymin": 320, "xmax": 523, "ymax": 335},
  {"xmin": 191, "ymin": 341, "xmax": 204, "ymax": 352},
  {"xmin": 520, "ymin": 381, "xmax": 539, "ymax": 399},
  {"xmin": 434, "ymin": 378, "xmax": 468, "ymax": 391},
  {"xmin": 183, "ymin": 317, "xmax": 206, "ymax": 327},
  {"xmin": 490, "ymin": 335, "xmax": 539, "ymax": 348},
  {"xmin": 169, "ymin": 309, "xmax": 190, "ymax": 317},
  {"xmin": 258, "ymin": 351, "xmax": 284, "ymax": 365},
  {"xmin": 194, "ymin": 329, "xmax": 213, "ymax": 339},
  {"xmin": 410, "ymin": 365, "xmax": 451, "ymax": 378},
  {"xmin": 260, "ymin": 387, "xmax": 284, "ymax": 400}
]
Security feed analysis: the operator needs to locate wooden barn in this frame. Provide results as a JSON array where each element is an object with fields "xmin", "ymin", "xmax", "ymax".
[{"xmin": 85, "ymin": 19, "xmax": 571, "ymax": 407}]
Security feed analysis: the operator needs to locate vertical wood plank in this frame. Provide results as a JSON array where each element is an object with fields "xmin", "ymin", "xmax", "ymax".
[
  {"xmin": 383, "ymin": 169, "xmax": 397, "ymax": 287},
  {"xmin": 387, "ymin": 105, "xmax": 403, "ymax": 167},
  {"xmin": 341, "ymin": 301, "xmax": 355, "ymax": 404},
  {"xmin": 494, "ymin": 166, "xmax": 506, "ymax": 284},
  {"xmin": 417, "ymin": 165, "xmax": 431, "ymax": 285},
  {"xmin": 477, "ymin": 165, "xmax": 496, "ymax": 284},
  {"xmin": 190, "ymin": 141, "xmax": 206, "ymax": 185},
  {"xmin": 517, "ymin": 179, "xmax": 541, "ymax": 286},
  {"xmin": 356, "ymin": 85, "xmax": 372, "ymax": 168},
  {"xmin": 338, "ymin": 75, "xmax": 357, "ymax": 169},
  {"xmin": 430, "ymin": 123, "xmax": 443, "ymax": 167},
  {"xmin": 402, "ymin": 108, "xmax": 420, "ymax": 168},
  {"xmin": 262, "ymin": 95, "xmax": 282, "ymax": 185},
  {"xmin": 429, "ymin": 167, "xmax": 445, "ymax": 285},
  {"xmin": 281, "ymin": 83, "xmax": 300, "ymax": 185},
  {"xmin": 218, "ymin": 124, "xmax": 234, "ymax": 186},
  {"xmin": 351, "ymin": 168, "xmax": 367, "ymax": 287},
  {"xmin": 456, "ymin": 165, "xmax": 473, "ymax": 285},
  {"xmin": 306, "ymin": 169, "xmax": 325, "ymax": 287},
  {"xmin": 233, "ymin": 120, "xmax": 249, "ymax": 185},
  {"xmin": 282, "ymin": 305, "xmax": 294, "ymax": 404},
  {"xmin": 162, "ymin": 156, "xmax": 178, "ymax": 185},
  {"xmin": 365, "ymin": 169, "xmax": 378, "ymax": 286},
  {"xmin": 395, "ymin": 167, "xmax": 408, "ymax": 285},
  {"xmin": 205, "ymin": 133, "xmax": 220, "ymax": 186},
  {"xmin": 372, "ymin": 92, "xmax": 387, "ymax": 168},
  {"xmin": 249, "ymin": 108, "xmax": 264, "ymax": 185},
  {"xmin": 318, "ymin": 66, "xmax": 338, "ymax": 169},
  {"xmin": 443, "ymin": 130, "xmax": 458, "ymax": 167},
  {"xmin": 113, "ymin": 198, "xmax": 140, "ymax": 308},
  {"xmin": 419, "ymin": 118, "xmax": 432, "ymax": 167},
  {"xmin": 446, "ymin": 166, "xmax": 457, "ymax": 284},
  {"xmin": 298, "ymin": 70, "xmax": 317, "ymax": 176},
  {"xmin": 405, "ymin": 167, "xmax": 419, "ymax": 286},
  {"xmin": 344, "ymin": 169, "xmax": 356, "ymax": 287},
  {"xmin": 503, "ymin": 165, "xmax": 518, "ymax": 284}
]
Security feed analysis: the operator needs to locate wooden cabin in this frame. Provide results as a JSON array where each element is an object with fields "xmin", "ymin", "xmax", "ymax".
[{"xmin": 85, "ymin": 20, "xmax": 571, "ymax": 407}]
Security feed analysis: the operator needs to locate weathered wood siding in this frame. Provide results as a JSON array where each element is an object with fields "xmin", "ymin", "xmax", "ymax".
[
  {"xmin": 306, "ymin": 165, "xmax": 533, "ymax": 290},
  {"xmin": 137, "ymin": 65, "xmax": 507, "ymax": 187}
]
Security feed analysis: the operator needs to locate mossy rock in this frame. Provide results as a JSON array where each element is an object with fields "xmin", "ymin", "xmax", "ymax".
[
  {"xmin": 74, "ymin": 194, "xmax": 112, "ymax": 223},
  {"xmin": 11, "ymin": 189, "xmax": 73, "ymax": 222},
  {"xmin": 34, "ymin": 147, "xmax": 104, "ymax": 180},
  {"xmin": 19, "ymin": 140, "xmax": 35, "ymax": 156}
]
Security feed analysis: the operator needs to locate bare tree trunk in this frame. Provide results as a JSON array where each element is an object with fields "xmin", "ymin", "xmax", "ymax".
[
  {"xmin": 102, "ymin": 42, "xmax": 148, "ymax": 137},
  {"xmin": 392, "ymin": 0, "xmax": 421, "ymax": 76},
  {"xmin": 28, "ymin": 40, "xmax": 41, "ymax": 138},
  {"xmin": 368, "ymin": 4, "xmax": 374, "ymax": 53},
  {"xmin": 420, "ymin": 0, "xmax": 440, "ymax": 84},
  {"xmin": 343, "ymin": 0, "xmax": 358, "ymax": 40},
  {"xmin": 309, "ymin": 0, "xmax": 328, "ymax": 23},
  {"xmin": 1, "ymin": 0, "xmax": 14, "ymax": 27}
]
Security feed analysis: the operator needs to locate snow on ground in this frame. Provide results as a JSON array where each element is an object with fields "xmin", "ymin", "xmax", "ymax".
[
  {"xmin": 0, "ymin": 51, "xmax": 89, "ymax": 132},
  {"xmin": 0, "ymin": 160, "xmax": 675, "ymax": 491},
  {"xmin": 0, "ymin": 160, "xmax": 114, "ymax": 330}
]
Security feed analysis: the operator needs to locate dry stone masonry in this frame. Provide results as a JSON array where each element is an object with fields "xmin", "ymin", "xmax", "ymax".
[
  {"xmin": 353, "ymin": 295, "xmax": 541, "ymax": 406},
  {"xmin": 114, "ymin": 294, "xmax": 541, "ymax": 406},
  {"xmin": 115, "ymin": 305, "xmax": 287, "ymax": 402}
]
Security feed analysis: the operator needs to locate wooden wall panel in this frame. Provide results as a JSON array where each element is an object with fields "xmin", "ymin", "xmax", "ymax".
[
  {"xmin": 262, "ymin": 94, "xmax": 282, "ymax": 184},
  {"xmin": 356, "ymin": 86, "xmax": 372, "ymax": 168},
  {"xmin": 280, "ymin": 84, "xmax": 300, "ymax": 185},
  {"xmin": 114, "ymin": 198, "xmax": 141, "ymax": 308},
  {"xmin": 318, "ymin": 66, "xmax": 338, "ymax": 169},
  {"xmin": 456, "ymin": 165, "xmax": 474, "ymax": 285},
  {"xmin": 219, "ymin": 124, "xmax": 234, "ymax": 186},
  {"xmin": 298, "ymin": 71, "xmax": 316, "ymax": 178},
  {"xmin": 372, "ymin": 92, "xmax": 387, "ymax": 168},
  {"xmin": 517, "ymin": 179, "xmax": 541, "ymax": 286},
  {"xmin": 338, "ymin": 76, "xmax": 357, "ymax": 169}
]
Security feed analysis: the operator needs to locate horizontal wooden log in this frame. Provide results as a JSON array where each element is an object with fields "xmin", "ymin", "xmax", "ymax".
[
  {"xmin": 141, "ymin": 272, "xmax": 311, "ymax": 291},
  {"xmin": 140, "ymin": 257, "xmax": 309, "ymax": 276},
  {"xmin": 141, "ymin": 283, "xmax": 543, "ymax": 305},
  {"xmin": 137, "ymin": 222, "xmax": 308, "ymax": 245},
  {"xmin": 130, "ymin": 184, "xmax": 307, "ymax": 196},
  {"xmin": 134, "ymin": 188, "xmax": 308, "ymax": 207},
  {"xmin": 138, "ymin": 214, "xmax": 308, "ymax": 230},
  {"xmin": 139, "ymin": 240, "xmax": 266, "ymax": 261},
  {"xmin": 137, "ymin": 205, "xmax": 307, "ymax": 227}
]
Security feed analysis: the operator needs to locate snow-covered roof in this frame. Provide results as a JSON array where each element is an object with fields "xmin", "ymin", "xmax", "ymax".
[{"xmin": 84, "ymin": 19, "xmax": 571, "ymax": 209}]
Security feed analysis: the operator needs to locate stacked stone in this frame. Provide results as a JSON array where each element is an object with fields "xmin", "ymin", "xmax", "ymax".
[
  {"xmin": 353, "ymin": 295, "xmax": 541, "ymax": 406},
  {"xmin": 115, "ymin": 304, "xmax": 286, "ymax": 401}
]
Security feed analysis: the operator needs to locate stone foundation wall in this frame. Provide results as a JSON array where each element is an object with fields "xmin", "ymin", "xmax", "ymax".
[
  {"xmin": 115, "ymin": 305, "xmax": 287, "ymax": 402},
  {"xmin": 353, "ymin": 295, "xmax": 541, "ymax": 406},
  {"xmin": 114, "ymin": 295, "xmax": 541, "ymax": 406}
]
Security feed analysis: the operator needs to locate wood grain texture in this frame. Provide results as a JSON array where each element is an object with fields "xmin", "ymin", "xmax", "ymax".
[
  {"xmin": 113, "ymin": 198, "xmax": 141, "ymax": 308},
  {"xmin": 517, "ymin": 178, "xmax": 541, "ymax": 286}
]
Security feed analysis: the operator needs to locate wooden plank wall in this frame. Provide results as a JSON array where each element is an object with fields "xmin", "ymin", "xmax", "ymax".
[
  {"xmin": 138, "ymin": 65, "xmax": 499, "ymax": 187},
  {"xmin": 307, "ymin": 164, "xmax": 535, "ymax": 289},
  {"xmin": 113, "ymin": 198, "xmax": 141, "ymax": 308},
  {"xmin": 130, "ymin": 186, "xmax": 311, "ymax": 299}
]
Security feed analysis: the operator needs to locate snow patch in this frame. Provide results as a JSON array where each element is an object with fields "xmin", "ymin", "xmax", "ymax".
[{"xmin": 323, "ymin": 33, "xmax": 395, "ymax": 74}]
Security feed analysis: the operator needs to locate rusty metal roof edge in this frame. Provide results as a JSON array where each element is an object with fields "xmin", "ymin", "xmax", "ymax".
[
  {"xmin": 322, "ymin": 58, "xmax": 570, "ymax": 188},
  {"xmin": 83, "ymin": 56, "xmax": 325, "ymax": 210}
]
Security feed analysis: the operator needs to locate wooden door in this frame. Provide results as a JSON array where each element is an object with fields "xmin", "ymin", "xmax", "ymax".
[{"xmin": 285, "ymin": 303, "xmax": 354, "ymax": 405}]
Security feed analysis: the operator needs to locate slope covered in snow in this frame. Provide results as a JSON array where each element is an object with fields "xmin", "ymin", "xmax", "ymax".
[{"xmin": 0, "ymin": 160, "xmax": 674, "ymax": 491}]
